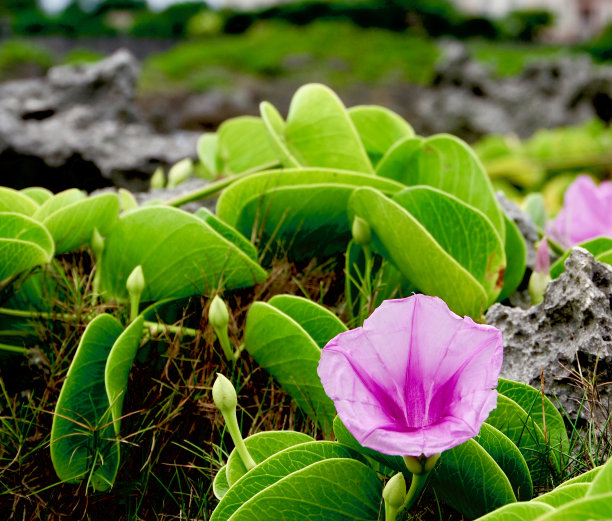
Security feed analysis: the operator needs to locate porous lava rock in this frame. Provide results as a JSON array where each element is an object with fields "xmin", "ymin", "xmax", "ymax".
[
  {"xmin": 0, "ymin": 49, "xmax": 199, "ymax": 193},
  {"xmin": 487, "ymin": 247, "xmax": 612, "ymax": 422}
]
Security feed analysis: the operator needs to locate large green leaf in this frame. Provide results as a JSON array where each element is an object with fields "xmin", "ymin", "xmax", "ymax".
[
  {"xmin": 586, "ymin": 456, "xmax": 612, "ymax": 497},
  {"xmin": 430, "ymin": 438, "xmax": 516, "ymax": 519},
  {"xmin": 37, "ymin": 193, "xmax": 120, "ymax": 254},
  {"xmin": 557, "ymin": 466, "xmax": 601, "ymax": 488},
  {"xmin": 473, "ymin": 501, "xmax": 553, "ymax": 521},
  {"xmin": 212, "ymin": 441, "xmax": 363, "ymax": 521},
  {"xmin": 213, "ymin": 465, "xmax": 230, "ymax": 500},
  {"xmin": 348, "ymin": 105, "xmax": 414, "ymax": 166},
  {"xmin": 393, "ymin": 186, "xmax": 505, "ymax": 302},
  {"xmin": 266, "ymin": 295, "xmax": 346, "ymax": 349},
  {"xmin": 0, "ymin": 187, "xmax": 40, "ymax": 215},
  {"xmin": 281, "ymin": 84, "xmax": 373, "ymax": 173},
  {"xmin": 0, "ymin": 212, "xmax": 54, "ymax": 281},
  {"xmin": 349, "ymin": 186, "xmax": 488, "ymax": 318},
  {"xmin": 260, "ymin": 101, "xmax": 300, "ymax": 168},
  {"xmin": 21, "ymin": 186, "xmax": 53, "ymax": 205},
  {"xmin": 532, "ymin": 492, "xmax": 612, "ymax": 521},
  {"xmin": 99, "ymin": 206, "xmax": 266, "ymax": 302},
  {"xmin": 104, "ymin": 316, "xmax": 144, "ymax": 436},
  {"xmin": 225, "ymin": 431, "xmax": 313, "ymax": 487},
  {"xmin": 497, "ymin": 215, "xmax": 527, "ymax": 301},
  {"xmin": 225, "ymin": 458, "xmax": 382, "ymax": 521},
  {"xmin": 50, "ymin": 314, "xmax": 123, "ymax": 491},
  {"xmin": 218, "ymin": 116, "xmax": 279, "ymax": 174},
  {"xmin": 33, "ymin": 189, "xmax": 85, "ymax": 221},
  {"xmin": 216, "ymin": 168, "xmax": 403, "ymax": 259},
  {"xmin": 377, "ymin": 134, "xmax": 505, "ymax": 240},
  {"xmin": 533, "ymin": 483, "xmax": 589, "ymax": 507},
  {"xmin": 486, "ymin": 394, "xmax": 550, "ymax": 486},
  {"xmin": 476, "ymin": 422, "xmax": 533, "ymax": 501},
  {"xmin": 244, "ymin": 301, "xmax": 336, "ymax": 431},
  {"xmin": 497, "ymin": 379, "xmax": 568, "ymax": 475}
]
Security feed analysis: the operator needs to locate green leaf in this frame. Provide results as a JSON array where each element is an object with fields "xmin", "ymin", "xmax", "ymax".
[
  {"xmin": 194, "ymin": 207, "xmax": 258, "ymax": 262},
  {"xmin": 38, "ymin": 193, "xmax": 120, "ymax": 254},
  {"xmin": 0, "ymin": 212, "xmax": 54, "ymax": 281},
  {"xmin": 281, "ymin": 84, "xmax": 373, "ymax": 173},
  {"xmin": 430, "ymin": 438, "xmax": 516, "ymax": 519},
  {"xmin": 596, "ymin": 248, "xmax": 612, "ymax": 266},
  {"xmin": 33, "ymin": 189, "xmax": 85, "ymax": 221},
  {"xmin": 104, "ymin": 316, "xmax": 144, "ymax": 436},
  {"xmin": 349, "ymin": 186, "xmax": 489, "ymax": 318},
  {"xmin": 260, "ymin": 101, "xmax": 300, "ymax": 168},
  {"xmin": 267, "ymin": 294, "xmax": 347, "ymax": 349},
  {"xmin": 472, "ymin": 501, "xmax": 553, "ymax": 521},
  {"xmin": 497, "ymin": 379, "xmax": 568, "ymax": 475},
  {"xmin": 550, "ymin": 238, "xmax": 612, "ymax": 278},
  {"xmin": 0, "ymin": 187, "xmax": 40, "ymax": 215},
  {"xmin": 50, "ymin": 314, "xmax": 124, "ymax": 491},
  {"xmin": 213, "ymin": 465, "xmax": 230, "ymax": 500},
  {"xmin": 533, "ymin": 483, "xmax": 590, "ymax": 507},
  {"xmin": 332, "ymin": 415, "xmax": 404, "ymax": 476},
  {"xmin": 218, "ymin": 116, "xmax": 279, "ymax": 174},
  {"xmin": 216, "ymin": 168, "xmax": 403, "ymax": 259},
  {"xmin": 477, "ymin": 422, "xmax": 533, "ymax": 501},
  {"xmin": 393, "ymin": 186, "xmax": 505, "ymax": 302},
  {"xmin": 99, "ymin": 206, "xmax": 266, "ymax": 302},
  {"xmin": 532, "ymin": 492, "xmax": 612, "ymax": 521},
  {"xmin": 197, "ymin": 133, "xmax": 220, "ymax": 178},
  {"xmin": 497, "ymin": 215, "xmax": 527, "ymax": 301},
  {"xmin": 377, "ymin": 134, "xmax": 505, "ymax": 240},
  {"xmin": 244, "ymin": 302, "xmax": 336, "ymax": 431},
  {"xmin": 348, "ymin": 105, "xmax": 414, "ymax": 166},
  {"xmin": 225, "ymin": 458, "xmax": 382, "ymax": 521},
  {"xmin": 586, "ymin": 456, "xmax": 612, "ymax": 497},
  {"xmin": 212, "ymin": 441, "xmax": 364, "ymax": 521},
  {"xmin": 558, "ymin": 466, "xmax": 601, "ymax": 488},
  {"xmin": 523, "ymin": 193, "xmax": 546, "ymax": 231},
  {"xmin": 225, "ymin": 431, "xmax": 313, "ymax": 487},
  {"xmin": 485, "ymin": 394, "xmax": 550, "ymax": 486}
]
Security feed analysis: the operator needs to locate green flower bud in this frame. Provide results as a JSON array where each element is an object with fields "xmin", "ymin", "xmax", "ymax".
[
  {"xmin": 352, "ymin": 216, "xmax": 372, "ymax": 246},
  {"xmin": 209, "ymin": 295, "xmax": 229, "ymax": 329},
  {"xmin": 383, "ymin": 472, "xmax": 406, "ymax": 510},
  {"xmin": 150, "ymin": 167, "xmax": 166, "ymax": 189},
  {"xmin": 126, "ymin": 265, "xmax": 145, "ymax": 322},
  {"xmin": 167, "ymin": 158, "xmax": 193, "ymax": 189},
  {"xmin": 212, "ymin": 373, "xmax": 237, "ymax": 415}
]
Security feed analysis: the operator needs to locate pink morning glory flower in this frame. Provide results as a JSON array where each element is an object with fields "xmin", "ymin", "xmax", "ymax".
[
  {"xmin": 318, "ymin": 295, "xmax": 503, "ymax": 457},
  {"xmin": 547, "ymin": 175, "xmax": 612, "ymax": 248}
]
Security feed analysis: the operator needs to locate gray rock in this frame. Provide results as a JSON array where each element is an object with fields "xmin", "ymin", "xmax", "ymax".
[
  {"xmin": 0, "ymin": 50, "xmax": 200, "ymax": 193},
  {"xmin": 486, "ymin": 247, "xmax": 612, "ymax": 424}
]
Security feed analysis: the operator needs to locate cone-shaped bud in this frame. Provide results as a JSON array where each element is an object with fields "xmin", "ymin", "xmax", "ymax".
[
  {"xmin": 126, "ymin": 265, "xmax": 145, "ymax": 322},
  {"xmin": 212, "ymin": 373, "xmax": 237, "ymax": 415},
  {"xmin": 150, "ymin": 166, "xmax": 166, "ymax": 189},
  {"xmin": 209, "ymin": 295, "xmax": 229, "ymax": 329},
  {"xmin": 167, "ymin": 158, "xmax": 193, "ymax": 189},
  {"xmin": 529, "ymin": 238, "xmax": 551, "ymax": 306},
  {"xmin": 352, "ymin": 216, "xmax": 371, "ymax": 246},
  {"xmin": 383, "ymin": 473, "xmax": 406, "ymax": 512}
]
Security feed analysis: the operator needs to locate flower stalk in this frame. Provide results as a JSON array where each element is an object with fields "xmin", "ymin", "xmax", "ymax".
[
  {"xmin": 212, "ymin": 373, "xmax": 256, "ymax": 471},
  {"xmin": 209, "ymin": 295, "xmax": 235, "ymax": 361}
]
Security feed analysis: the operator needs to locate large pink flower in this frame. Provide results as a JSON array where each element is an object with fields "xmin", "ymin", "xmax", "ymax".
[
  {"xmin": 547, "ymin": 175, "xmax": 612, "ymax": 248},
  {"xmin": 318, "ymin": 295, "xmax": 503, "ymax": 457}
]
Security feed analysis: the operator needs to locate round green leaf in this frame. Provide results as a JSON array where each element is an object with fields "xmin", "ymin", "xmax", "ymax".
[
  {"xmin": 214, "ymin": 465, "xmax": 230, "ymax": 500},
  {"xmin": 21, "ymin": 187, "xmax": 53, "ymax": 205},
  {"xmin": 533, "ymin": 491, "xmax": 612, "ymax": 521},
  {"xmin": 473, "ymin": 501, "xmax": 553, "ymax": 521},
  {"xmin": 533, "ymin": 483, "xmax": 590, "ymax": 507},
  {"xmin": 33, "ymin": 189, "xmax": 85, "ymax": 221},
  {"xmin": 0, "ymin": 187, "xmax": 40, "ymax": 215},
  {"xmin": 587, "ymin": 456, "xmax": 612, "ymax": 497},
  {"xmin": 99, "ymin": 206, "xmax": 266, "ymax": 301}
]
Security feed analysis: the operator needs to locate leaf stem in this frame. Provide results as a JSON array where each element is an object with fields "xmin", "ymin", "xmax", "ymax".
[
  {"xmin": 0, "ymin": 343, "xmax": 29, "ymax": 355},
  {"xmin": 144, "ymin": 321, "xmax": 199, "ymax": 338}
]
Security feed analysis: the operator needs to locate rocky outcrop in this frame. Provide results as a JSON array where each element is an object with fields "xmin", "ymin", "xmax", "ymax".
[
  {"xmin": 0, "ymin": 50, "xmax": 200, "ymax": 192},
  {"xmin": 487, "ymin": 248, "xmax": 612, "ymax": 424}
]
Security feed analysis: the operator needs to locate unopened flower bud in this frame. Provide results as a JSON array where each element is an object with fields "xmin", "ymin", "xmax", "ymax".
[
  {"xmin": 352, "ymin": 216, "xmax": 372, "ymax": 246},
  {"xmin": 529, "ymin": 239, "xmax": 551, "ymax": 305},
  {"xmin": 209, "ymin": 295, "xmax": 229, "ymax": 329},
  {"xmin": 150, "ymin": 167, "xmax": 166, "ymax": 189},
  {"xmin": 126, "ymin": 265, "xmax": 145, "ymax": 322},
  {"xmin": 167, "ymin": 158, "xmax": 193, "ymax": 188},
  {"xmin": 383, "ymin": 473, "xmax": 406, "ymax": 514},
  {"xmin": 212, "ymin": 373, "xmax": 237, "ymax": 415}
]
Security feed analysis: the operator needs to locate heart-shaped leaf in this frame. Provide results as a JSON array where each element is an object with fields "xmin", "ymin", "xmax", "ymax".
[
  {"xmin": 216, "ymin": 168, "xmax": 403, "ymax": 259},
  {"xmin": 212, "ymin": 441, "xmax": 364, "ymax": 521},
  {"xmin": 348, "ymin": 186, "xmax": 488, "ymax": 318},
  {"xmin": 377, "ymin": 134, "xmax": 504, "ymax": 240},
  {"xmin": 218, "ymin": 116, "xmax": 279, "ymax": 174},
  {"xmin": 430, "ymin": 438, "xmax": 516, "ymax": 519},
  {"xmin": 99, "ymin": 206, "xmax": 266, "ymax": 302},
  {"xmin": 244, "ymin": 300, "xmax": 339, "ymax": 431},
  {"xmin": 348, "ymin": 105, "xmax": 414, "ymax": 166},
  {"xmin": 0, "ymin": 212, "xmax": 54, "ymax": 281}
]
